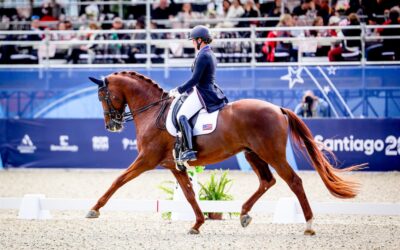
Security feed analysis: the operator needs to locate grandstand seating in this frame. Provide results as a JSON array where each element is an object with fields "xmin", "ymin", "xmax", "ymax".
[{"xmin": 0, "ymin": 0, "xmax": 398, "ymax": 65}]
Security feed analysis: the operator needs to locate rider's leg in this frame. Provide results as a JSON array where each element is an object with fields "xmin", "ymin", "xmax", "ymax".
[{"xmin": 176, "ymin": 88, "xmax": 203, "ymax": 161}]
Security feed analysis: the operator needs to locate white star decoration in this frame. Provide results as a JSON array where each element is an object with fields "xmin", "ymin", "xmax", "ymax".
[
  {"xmin": 323, "ymin": 85, "xmax": 331, "ymax": 94},
  {"xmin": 327, "ymin": 66, "xmax": 337, "ymax": 75},
  {"xmin": 280, "ymin": 66, "xmax": 304, "ymax": 89}
]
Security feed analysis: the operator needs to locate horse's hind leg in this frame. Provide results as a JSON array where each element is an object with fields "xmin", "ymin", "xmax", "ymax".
[
  {"xmin": 270, "ymin": 159, "xmax": 315, "ymax": 235},
  {"xmin": 240, "ymin": 150, "xmax": 276, "ymax": 228}
]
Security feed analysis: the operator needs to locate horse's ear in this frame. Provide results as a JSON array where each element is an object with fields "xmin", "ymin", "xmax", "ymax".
[{"xmin": 89, "ymin": 77, "xmax": 104, "ymax": 87}]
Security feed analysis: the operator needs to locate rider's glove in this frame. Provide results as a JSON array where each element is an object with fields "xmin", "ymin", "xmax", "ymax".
[{"xmin": 169, "ymin": 88, "xmax": 180, "ymax": 98}]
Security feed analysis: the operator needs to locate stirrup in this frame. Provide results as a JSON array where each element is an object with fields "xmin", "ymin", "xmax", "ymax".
[{"xmin": 180, "ymin": 150, "xmax": 197, "ymax": 162}]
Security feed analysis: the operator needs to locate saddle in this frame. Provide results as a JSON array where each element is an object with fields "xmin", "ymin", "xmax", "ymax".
[{"xmin": 166, "ymin": 95, "xmax": 219, "ymax": 137}]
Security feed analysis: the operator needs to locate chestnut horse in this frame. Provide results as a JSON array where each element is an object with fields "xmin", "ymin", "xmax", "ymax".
[{"xmin": 86, "ymin": 71, "xmax": 362, "ymax": 235}]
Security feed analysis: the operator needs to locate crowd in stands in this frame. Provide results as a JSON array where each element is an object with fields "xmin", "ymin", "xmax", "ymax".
[{"xmin": 0, "ymin": 0, "xmax": 399, "ymax": 64}]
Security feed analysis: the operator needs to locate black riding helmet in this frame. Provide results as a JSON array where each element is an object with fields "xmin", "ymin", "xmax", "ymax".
[{"xmin": 188, "ymin": 25, "xmax": 212, "ymax": 50}]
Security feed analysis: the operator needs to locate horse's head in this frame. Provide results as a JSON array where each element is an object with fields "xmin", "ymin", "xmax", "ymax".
[{"xmin": 89, "ymin": 76, "xmax": 126, "ymax": 132}]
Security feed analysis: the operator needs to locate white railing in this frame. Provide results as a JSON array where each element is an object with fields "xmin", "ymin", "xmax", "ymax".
[
  {"xmin": 0, "ymin": 24, "xmax": 399, "ymax": 68},
  {"xmin": 2, "ymin": 195, "xmax": 399, "ymax": 222}
]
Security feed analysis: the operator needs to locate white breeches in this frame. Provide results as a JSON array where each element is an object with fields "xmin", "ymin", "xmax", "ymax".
[{"xmin": 177, "ymin": 88, "xmax": 204, "ymax": 120}]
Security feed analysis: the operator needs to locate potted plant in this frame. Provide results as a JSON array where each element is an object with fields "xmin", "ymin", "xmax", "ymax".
[
  {"xmin": 198, "ymin": 169, "xmax": 234, "ymax": 220},
  {"xmin": 158, "ymin": 180, "xmax": 175, "ymax": 219}
]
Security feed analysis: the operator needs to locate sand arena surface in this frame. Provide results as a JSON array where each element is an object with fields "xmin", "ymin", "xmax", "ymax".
[{"xmin": 0, "ymin": 169, "xmax": 399, "ymax": 249}]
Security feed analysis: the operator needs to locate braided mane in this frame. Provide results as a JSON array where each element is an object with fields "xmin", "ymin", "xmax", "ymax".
[{"xmin": 114, "ymin": 71, "xmax": 166, "ymax": 93}]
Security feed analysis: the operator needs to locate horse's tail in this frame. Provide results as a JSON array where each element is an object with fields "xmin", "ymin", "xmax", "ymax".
[{"xmin": 280, "ymin": 107, "xmax": 365, "ymax": 199}]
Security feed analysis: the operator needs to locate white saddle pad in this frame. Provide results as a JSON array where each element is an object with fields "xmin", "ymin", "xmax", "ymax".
[{"xmin": 166, "ymin": 95, "xmax": 219, "ymax": 137}]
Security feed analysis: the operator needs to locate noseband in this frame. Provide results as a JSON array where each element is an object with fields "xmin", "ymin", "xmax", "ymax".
[{"xmin": 98, "ymin": 85, "xmax": 125, "ymax": 125}]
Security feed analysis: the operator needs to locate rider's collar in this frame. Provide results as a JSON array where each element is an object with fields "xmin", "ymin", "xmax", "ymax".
[{"xmin": 196, "ymin": 45, "xmax": 210, "ymax": 55}]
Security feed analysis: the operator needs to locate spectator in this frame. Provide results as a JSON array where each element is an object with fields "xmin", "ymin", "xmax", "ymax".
[
  {"xmin": 292, "ymin": 0, "xmax": 319, "ymax": 19},
  {"xmin": 360, "ymin": 0, "xmax": 383, "ymax": 24},
  {"xmin": 238, "ymin": 0, "xmax": 260, "ymax": 27},
  {"xmin": 127, "ymin": 17, "xmax": 147, "ymax": 63},
  {"xmin": 309, "ymin": 16, "xmax": 325, "ymax": 37},
  {"xmin": 328, "ymin": 13, "xmax": 361, "ymax": 61},
  {"xmin": 151, "ymin": 0, "xmax": 178, "ymax": 28},
  {"xmin": 173, "ymin": 3, "xmax": 202, "ymax": 29},
  {"xmin": 381, "ymin": 7, "xmax": 400, "ymax": 60},
  {"xmin": 53, "ymin": 21, "xmax": 74, "ymax": 60},
  {"xmin": 328, "ymin": 16, "xmax": 341, "ymax": 37},
  {"xmin": 40, "ymin": 3, "xmax": 58, "ymax": 23},
  {"xmin": 261, "ymin": 14, "xmax": 297, "ymax": 62},
  {"xmin": 221, "ymin": 0, "xmax": 232, "ymax": 17},
  {"xmin": 222, "ymin": 0, "xmax": 245, "ymax": 27},
  {"xmin": 27, "ymin": 16, "xmax": 43, "ymax": 41},
  {"xmin": 317, "ymin": 0, "xmax": 331, "ymax": 25},
  {"xmin": 67, "ymin": 22, "xmax": 102, "ymax": 64},
  {"xmin": 107, "ymin": 17, "xmax": 130, "ymax": 60},
  {"xmin": 294, "ymin": 90, "xmax": 329, "ymax": 118},
  {"xmin": 263, "ymin": 0, "xmax": 290, "ymax": 27},
  {"xmin": 308, "ymin": 16, "xmax": 331, "ymax": 56}
]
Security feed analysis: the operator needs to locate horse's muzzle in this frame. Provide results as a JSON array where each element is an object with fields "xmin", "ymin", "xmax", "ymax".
[{"xmin": 106, "ymin": 121, "xmax": 123, "ymax": 132}]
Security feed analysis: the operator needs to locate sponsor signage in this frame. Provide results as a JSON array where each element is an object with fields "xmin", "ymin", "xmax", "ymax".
[
  {"xmin": 122, "ymin": 138, "xmax": 137, "ymax": 151},
  {"xmin": 0, "ymin": 119, "xmax": 399, "ymax": 171},
  {"xmin": 17, "ymin": 134, "xmax": 37, "ymax": 154},
  {"xmin": 92, "ymin": 136, "xmax": 109, "ymax": 152},
  {"xmin": 50, "ymin": 135, "xmax": 79, "ymax": 152}
]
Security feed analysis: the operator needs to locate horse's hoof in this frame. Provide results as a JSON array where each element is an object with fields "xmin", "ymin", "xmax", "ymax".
[
  {"xmin": 240, "ymin": 214, "xmax": 252, "ymax": 228},
  {"xmin": 188, "ymin": 228, "xmax": 200, "ymax": 235},
  {"xmin": 304, "ymin": 229, "xmax": 316, "ymax": 236},
  {"xmin": 85, "ymin": 210, "xmax": 100, "ymax": 219}
]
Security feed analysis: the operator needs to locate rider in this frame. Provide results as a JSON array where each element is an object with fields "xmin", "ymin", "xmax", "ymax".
[{"xmin": 169, "ymin": 25, "xmax": 228, "ymax": 162}]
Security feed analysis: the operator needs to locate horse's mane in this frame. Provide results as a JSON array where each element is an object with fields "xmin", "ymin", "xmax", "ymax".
[{"xmin": 113, "ymin": 71, "xmax": 167, "ymax": 93}]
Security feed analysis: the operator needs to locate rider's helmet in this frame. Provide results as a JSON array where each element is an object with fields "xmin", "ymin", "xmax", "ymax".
[{"xmin": 188, "ymin": 25, "xmax": 212, "ymax": 44}]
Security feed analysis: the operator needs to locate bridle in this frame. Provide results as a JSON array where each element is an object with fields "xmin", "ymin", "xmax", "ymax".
[
  {"xmin": 97, "ymin": 84, "xmax": 170, "ymax": 126},
  {"xmin": 98, "ymin": 85, "xmax": 126, "ymax": 125}
]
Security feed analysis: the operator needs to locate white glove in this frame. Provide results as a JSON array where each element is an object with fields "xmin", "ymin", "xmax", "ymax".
[{"xmin": 169, "ymin": 88, "xmax": 180, "ymax": 98}]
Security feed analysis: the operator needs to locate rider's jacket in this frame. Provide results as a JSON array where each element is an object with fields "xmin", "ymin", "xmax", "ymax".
[{"xmin": 177, "ymin": 45, "xmax": 228, "ymax": 113}]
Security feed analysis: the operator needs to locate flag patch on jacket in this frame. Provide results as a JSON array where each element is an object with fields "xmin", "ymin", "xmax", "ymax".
[{"xmin": 202, "ymin": 124, "xmax": 213, "ymax": 131}]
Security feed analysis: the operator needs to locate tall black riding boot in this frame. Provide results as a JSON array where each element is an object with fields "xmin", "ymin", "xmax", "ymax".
[{"xmin": 178, "ymin": 115, "xmax": 197, "ymax": 161}]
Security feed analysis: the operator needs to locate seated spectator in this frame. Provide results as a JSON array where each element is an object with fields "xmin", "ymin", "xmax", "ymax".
[
  {"xmin": 317, "ymin": 0, "xmax": 331, "ymax": 25},
  {"xmin": 309, "ymin": 16, "xmax": 325, "ymax": 37},
  {"xmin": 308, "ymin": 16, "xmax": 331, "ymax": 56},
  {"xmin": 261, "ymin": 14, "xmax": 297, "ymax": 62},
  {"xmin": 173, "ymin": 3, "xmax": 202, "ymax": 29},
  {"xmin": 40, "ymin": 3, "xmax": 58, "ymax": 23},
  {"xmin": 67, "ymin": 22, "xmax": 102, "ymax": 64},
  {"xmin": 263, "ymin": 0, "xmax": 290, "ymax": 27},
  {"xmin": 360, "ymin": 0, "xmax": 384, "ymax": 24},
  {"xmin": 151, "ymin": 0, "xmax": 178, "ymax": 28},
  {"xmin": 52, "ymin": 21, "xmax": 75, "ymax": 60},
  {"xmin": 381, "ymin": 7, "xmax": 400, "ymax": 59},
  {"xmin": 294, "ymin": 90, "xmax": 329, "ymax": 118},
  {"xmin": 107, "ymin": 17, "xmax": 130, "ymax": 61},
  {"xmin": 240, "ymin": 0, "xmax": 260, "ymax": 27},
  {"xmin": 217, "ymin": 0, "xmax": 245, "ymax": 28},
  {"xmin": 292, "ymin": 0, "xmax": 319, "ymax": 20},
  {"xmin": 327, "ymin": 16, "xmax": 341, "ymax": 37},
  {"xmin": 127, "ymin": 17, "xmax": 147, "ymax": 63},
  {"xmin": 328, "ymin": 13, "xmax": 361, "ymax": 61},
  {"xmin": 28, "ymin": 16, "xmax": 43, "ymax": 41}
]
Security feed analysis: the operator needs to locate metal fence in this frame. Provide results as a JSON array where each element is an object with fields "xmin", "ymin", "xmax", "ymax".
[{"xmin": 0, "ymin": 24, "xmax": 399, "ymax": 68}]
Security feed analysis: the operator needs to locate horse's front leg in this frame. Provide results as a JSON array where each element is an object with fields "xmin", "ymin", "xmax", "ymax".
[
  {"xmin": 86, "ymin": 154, "xmax": 155, "ymax": 218},
  {"xmin": 171, "ymin": 169, "xmax": 205, "ymax": 234}
]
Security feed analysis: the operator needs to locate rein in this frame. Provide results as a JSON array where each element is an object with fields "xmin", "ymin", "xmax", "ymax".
[
  {"xmin": 98, "ymin": 80, "xmax": 171, "ymax": 130},
  {"xmin": 124, "ymin": 93, "xmax": 170, "ymax": 124}
]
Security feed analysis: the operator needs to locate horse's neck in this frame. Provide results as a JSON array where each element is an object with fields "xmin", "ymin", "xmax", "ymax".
[{"xmin": 124, "ymin": 83, "xmax": 165, "ymax": 126}]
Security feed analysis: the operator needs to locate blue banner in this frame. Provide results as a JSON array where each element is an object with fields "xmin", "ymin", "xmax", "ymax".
[
  {"xmin": 0, "ymin": 66, "xmax": 399, "ymax": 119},
  {"xmin": 0, "ymin": 119, "xmax": 399, "ymax": 171}
]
